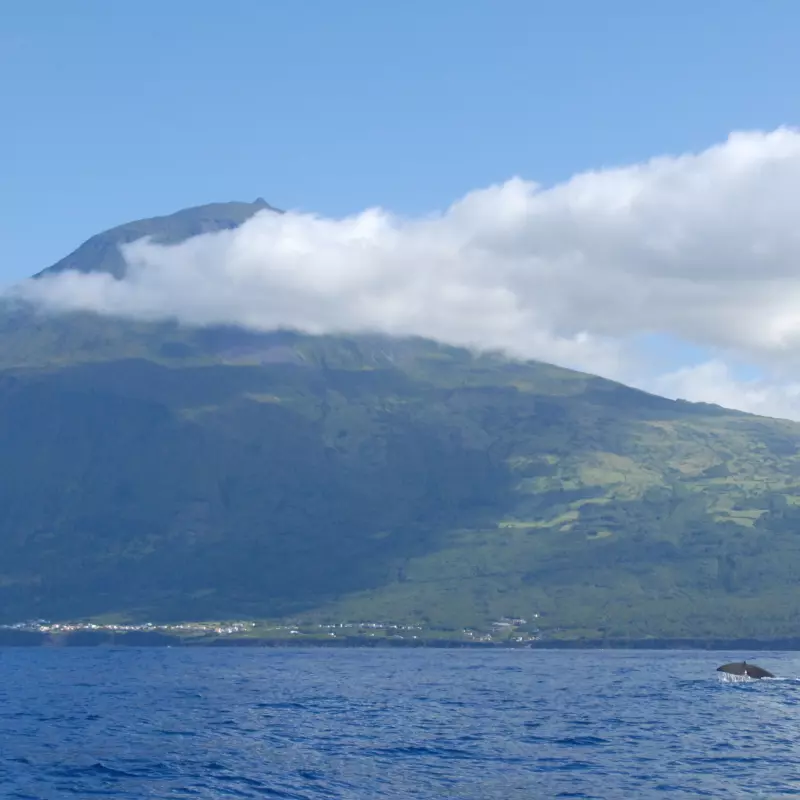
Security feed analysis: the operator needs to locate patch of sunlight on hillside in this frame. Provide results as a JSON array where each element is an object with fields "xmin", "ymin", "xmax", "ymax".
[
  {"xmin": 712, "ymin": 509, "xmax": 766, "ymax": 528},
  {"xmin": 244, "ymin": 393, "xmax": 283, "ymax": 403},
  {"xmin": 578, "ymin": 452, "xmax": 661, "ymax": 496},
  {"xmin": 498, "ymin": 510, "xmax": 579, "ymax": 530}
]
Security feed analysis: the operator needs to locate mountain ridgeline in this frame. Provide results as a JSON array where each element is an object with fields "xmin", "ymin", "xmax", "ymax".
[{"xmin": 3, "ymin": 200, "xmax": 800, "ymax": 641}]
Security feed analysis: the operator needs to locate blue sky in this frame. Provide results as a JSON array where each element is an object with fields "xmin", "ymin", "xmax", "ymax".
[
  {"xmin": 5, "ymin": 1, "xmax": 800, "ymax": 418},
  {"xmin": 4, "ymin": 0, "xmax": 798, "ymax": 279}
]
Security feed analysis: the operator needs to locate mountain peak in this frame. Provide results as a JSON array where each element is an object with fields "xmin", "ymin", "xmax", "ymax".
[{"xmin": 34, "ymin": 199, "xmax": 281, "ymax": 280}]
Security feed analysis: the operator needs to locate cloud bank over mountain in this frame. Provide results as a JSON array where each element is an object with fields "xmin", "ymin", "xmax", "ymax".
[{"xmin": 16, "ymin": 128, "xmax": 800, "ymax": 419}]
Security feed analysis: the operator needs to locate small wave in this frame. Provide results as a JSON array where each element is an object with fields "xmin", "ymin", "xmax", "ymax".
[
  {"xmin": 55, "ymin": 762, "xmax": 138, "ymax": 779},
  {"xmin": 555, "ymin": 736, "xmax": 608, "ymax": 747},
  {"xmin": 366, "ymin": 744, "xmax": 474, "ymax": 760},
  {"xmin": 523, "ymin": 734, "xmax": 608, "ymax": 747}
]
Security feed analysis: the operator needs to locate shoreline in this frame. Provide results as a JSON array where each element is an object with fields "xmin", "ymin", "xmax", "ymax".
[{"xmin": 2, "ymin": 630, "xmax": 800, "ymax": 650}]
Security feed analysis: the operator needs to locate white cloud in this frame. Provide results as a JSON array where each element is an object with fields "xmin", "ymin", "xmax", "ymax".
[
  {"xmin": 14, "ymin": 127, "xmax": 800, "ymax": 419},
  {"xmin": 649, "ymin": 360, "xmax": 800, "ymax": 421}
]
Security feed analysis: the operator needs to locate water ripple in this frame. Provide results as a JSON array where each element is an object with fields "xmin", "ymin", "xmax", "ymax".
[{"xmin": 1, "ymin": 648, "xmax": 800, "ymax": 798}]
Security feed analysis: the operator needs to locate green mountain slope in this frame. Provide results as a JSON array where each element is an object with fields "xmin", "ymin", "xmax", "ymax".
[{"xmin": 3, "ymin": 201, "xmax": 800, "ymax": 640}]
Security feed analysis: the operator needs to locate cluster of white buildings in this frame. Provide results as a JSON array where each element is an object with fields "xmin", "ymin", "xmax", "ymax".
[
  {"xmin": 0, "ymin": 620, "xmax": 254, "ymax": 635},
  {"xmin": 1, "ymin": 615, "xmax": 541, "ymax": 641},
  {"xmin": 315, "ymin": 622, "xmax": 424, "ymax": 631}
]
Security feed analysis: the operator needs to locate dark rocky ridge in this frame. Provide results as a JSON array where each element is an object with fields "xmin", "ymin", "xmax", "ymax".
[{"xmin": 35, "ymin": 198, "xmax": 279, "ymax": 280}]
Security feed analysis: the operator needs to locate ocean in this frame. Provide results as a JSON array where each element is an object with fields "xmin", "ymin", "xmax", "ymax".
[{"xmin": 1, "ymin": 647, "xmax": 798, "ymax": 799}]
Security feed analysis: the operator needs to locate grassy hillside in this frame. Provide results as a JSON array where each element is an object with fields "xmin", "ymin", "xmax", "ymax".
[{"xmin": 3, "ymin": 202, "xmax": 800, "ymax": 640}]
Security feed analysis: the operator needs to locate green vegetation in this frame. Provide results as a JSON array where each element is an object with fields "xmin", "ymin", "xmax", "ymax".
[{"xmin": 3, "ymin": 200, "xmax": 800, "ymax": 641}]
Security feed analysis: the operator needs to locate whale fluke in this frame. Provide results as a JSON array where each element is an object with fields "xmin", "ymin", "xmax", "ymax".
[{"xmin": 716, "ymin": 660, "xmax": 774, "ymax": 679}]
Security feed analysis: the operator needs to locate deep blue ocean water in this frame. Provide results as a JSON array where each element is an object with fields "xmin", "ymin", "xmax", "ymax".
[{"xmin": 1, "ymin": 648, "xmax": 799, "ymax": 799}]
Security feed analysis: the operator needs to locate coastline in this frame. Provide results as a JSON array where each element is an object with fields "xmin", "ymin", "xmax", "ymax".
[{"xmin": 2, "ymin": 629, "xmax": 800, "ymax": 650}]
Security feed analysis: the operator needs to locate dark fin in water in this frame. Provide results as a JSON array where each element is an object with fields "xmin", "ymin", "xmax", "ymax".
[{"xmin": 717, "ymin": 661, "xmax": 775, "ymax": 679}]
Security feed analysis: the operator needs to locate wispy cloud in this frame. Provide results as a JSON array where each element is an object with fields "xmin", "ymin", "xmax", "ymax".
[{"xmin": 15, "ymin": 128, "xmax": 800, "ymax": 419}]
